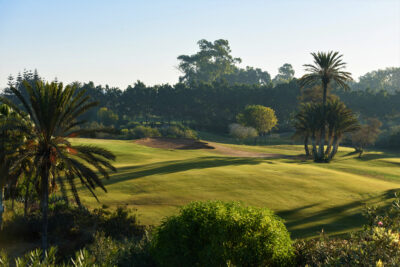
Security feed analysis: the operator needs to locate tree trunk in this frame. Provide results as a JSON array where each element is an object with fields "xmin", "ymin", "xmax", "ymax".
[
  {"xmin": 329, "ymin": 136, "xmax": 339, "ymax": 160},
  {"xmin": 304, "ymin": 135, "xmax": 310, "ymax": 157},
  {"xmin": 311, "ymin": 133, "xmax": 318, "ymax": 160},
  {"xmin": 41, "ymin": 163, "xmax": 50, "ymax": 252},
  {"xmin": 318, "ymin": 81, "xmax": 328, "ymax": 161},
  {"xmin": 24, "ymin": 183, "xmax": 29, "ymax": 217},
  {"xmin": 325, "ymin": 131, "xmax": 334, "ymax": 156},
  {"xmin": 0, "ymin": 187, "xmax": 4, "ymax": 229}
]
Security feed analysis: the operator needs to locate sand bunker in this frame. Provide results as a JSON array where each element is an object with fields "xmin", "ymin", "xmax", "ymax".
[
  {"xmin": 135, "ymin": 137, "xmax": 214, "ymax": 150},
  {"xmin": 134, "ymin": 138, "xmax": 285, "ymax": 158}
]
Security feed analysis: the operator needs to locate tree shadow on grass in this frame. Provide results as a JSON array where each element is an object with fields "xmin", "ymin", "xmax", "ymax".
[
  {"xmin": 104, "ymin": 157, "xmax": 267, "ymax": 186},
  {"xmin": 356, "ymin": 152, "xmax": 400, "ymax": 162},
  {"xmin": 279, "ymin": 188, "xmax": 400, "ymax": 239}
]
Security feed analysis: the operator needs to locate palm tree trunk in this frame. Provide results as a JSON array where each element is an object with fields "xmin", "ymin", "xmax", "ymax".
[
  {"xmin": 329, "ymin": 136, "xmax": 339, "ymax": 160},
  {"xmin": 41, "ymin": 162, "xmax": 50, "ymax": 252},
  {"xmin": 325, "ymin": 130, "xmax": 334, "ymax": 156},
  {"xmin": 0, "ymin": 187, "xmax": 4, "ymax": 228},
  {"xmin": 311, "ymin": 133, "xmax": 318, "ymax": 160},
  {"xmin": 318, "ymin": 81, "xmax": 328, "ymax": 161},
  {"xmin": 24, "ymin": 182, "xmax": 29, "ymax": 217},
  {"xmin": 304, "ymin": 135, "xmax": 310, "ymax": 157}
]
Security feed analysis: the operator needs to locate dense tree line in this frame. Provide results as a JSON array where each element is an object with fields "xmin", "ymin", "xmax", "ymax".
[
  {"xmin": 3, "ymin": 69, "xmax": 400, "ymax": 136},
  {"xmin": 2, "ymin": 39, "xmax": 399, "ymax": 140}
]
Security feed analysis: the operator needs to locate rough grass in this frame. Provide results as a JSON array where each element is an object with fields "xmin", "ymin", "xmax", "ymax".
[{"xmin": 71, "ymin": 138, "xmax": 400, "ymax": 238}]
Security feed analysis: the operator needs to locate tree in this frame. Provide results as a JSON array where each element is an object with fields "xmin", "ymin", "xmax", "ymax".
[
  {"xmin": 294, "ymin": 102, "xmax": 324, "ymax": 157},
  {"xmin": 294, "ymin": 100, "xmax": 358, "ymax": 161},
  {"xmin": 237, "ymin": 105, "xmax": 278, "ymax": 135},
  {"xmin": 177, "ymin": 39, "xmax": 241, "ymax": 84},
  {"xmin": 97, "ymin": 107, "xmax": 119, "ymax": 126},
  {"xmin": 325, "ymin": 100, "xmax": 359, "ymax": 160},
  {"xmin": 0, "ymin": 104, "xmax": 33, "ymax": 226},
  {"xmin": 0, "ymin": 81, "xmax": 117, "ymax": 251},
  {"xmin": 299, "ymin": 51, "xmax": 352, "ymax": 161},
  {"xmin": 352, "ymin": 67, "xmax": 400, "ymax": 94},
  {"xmin": 273, "ymin": 63, "xmax": 295, "ymax": 85},
  {"xmin": 225, "ymin": 66, "xmax": 271, "ymax": 85},
  {"xmin": 351, "ymin": 118, "xmax": 382, "ymax": 157}
]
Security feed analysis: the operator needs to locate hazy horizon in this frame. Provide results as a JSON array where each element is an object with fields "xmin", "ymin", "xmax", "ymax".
[{"xmin": 1, "ymin": 0, "xmax": 399, "ymax": 89}]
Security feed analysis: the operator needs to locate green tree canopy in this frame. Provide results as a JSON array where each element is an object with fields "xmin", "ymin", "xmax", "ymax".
[
  {"xmin": 177, "ymin": 39, "xmax": 271, "ymax": 85},
  {"xmin": 237, "ymin": 105, "xmax": 278, "ymax": 135},
  {"xmin": 97, "ymin": 107, "xmax": 119, "ymax": 126},
  {"xmin": 273, "ymin": 63, "xmax": 295, "ymax": 85},
  {"xmin": 352, "ymin": 67, "xmax": 400, "ymax": 94},
  {"xmin": 177, "ymin": 39, "xmax": 241, "ymax": 84}
]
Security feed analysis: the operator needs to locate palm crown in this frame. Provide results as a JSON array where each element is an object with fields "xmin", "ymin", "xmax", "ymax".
[{"xmin": 299, "ymin": 51, "xmax": 352, "ymax": 103}]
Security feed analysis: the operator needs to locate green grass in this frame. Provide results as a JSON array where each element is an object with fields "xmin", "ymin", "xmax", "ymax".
[{"xmin": 71, "ymin": 138, "xmax": 400, "ymax": 238}]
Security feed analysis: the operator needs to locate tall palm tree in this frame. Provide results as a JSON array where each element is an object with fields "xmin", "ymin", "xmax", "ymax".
[
  {"xmin": 0, "ymin": 81, "xmax": 116, "ymax": 251},
  {"xmin": 299, "ymin": 51, "xmax": 352, "ymax": 161}
]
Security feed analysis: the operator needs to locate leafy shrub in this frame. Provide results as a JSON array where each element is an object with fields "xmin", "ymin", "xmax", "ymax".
[
  {"xmin": 87, "ymin": 231, "xmax": 155, "ymax": 267},
  {"xmin": 93, "ymin": 206, "xmax": 145, "ymax": 240},
  {"xmin": 229, "ymin": 123, "xmax": 258, "ymax": 140},
  {"xmin": 130, "ymin": 125, "xmax": 161, "ymax": 139},
  {"xmin": 0, "ymin": 204, "xmax": 146, "ymax": 260},
  {"xmin": 160, "ymin": 124, "xmax": 198, "ymax": 139},
  {"xmin": 295, "ymin": 192, "xmax": 400, "ymax": 266},
  {"xmin": 295, "ymin": 227, "xmax": 400, "ymax": 266},
  {"xmin": 152, "ymin": 201, "xmax": 294, "ymax": 267}
]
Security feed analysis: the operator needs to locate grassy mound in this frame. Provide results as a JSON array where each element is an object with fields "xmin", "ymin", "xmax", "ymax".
[{"xmin": 71, "ymin": 138, "xmax": 400, "ymax": 238}]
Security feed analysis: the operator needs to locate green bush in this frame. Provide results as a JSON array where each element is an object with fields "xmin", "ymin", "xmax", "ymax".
[
  {"xmin": 295, "ymin": 192, "xmax": 400, "ymax": 266},
  {"xmin": 0, "ymin": 204, "xmax": 146, "ymax": 260},
  {"xmin": 87, "ymin": 231, "xmax": 155, "ymax": 267},
  {"xmin": 152, "ymin": 201, "xmax": 294, "ymax": 267},
  {"xmin": 160, "ymin": 124, "xmax": 198, "ymax": 139},
  {"xmin": 130, "ymin": 125, "xmax": 161, "ymax": 139},
  {"xmin": 294, "ymin": 227, "xmax": 400, "ymax": 266}
]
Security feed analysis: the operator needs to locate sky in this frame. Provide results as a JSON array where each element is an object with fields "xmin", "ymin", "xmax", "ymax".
[{"xmin": 0, "ymin": 0, "xmax": 399, "ymax": 90}]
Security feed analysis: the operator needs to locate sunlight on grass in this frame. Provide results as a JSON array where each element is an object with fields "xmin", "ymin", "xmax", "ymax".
[{"xmin": 71, "ymin": 138, "xmax": 400, "ymax": 238}]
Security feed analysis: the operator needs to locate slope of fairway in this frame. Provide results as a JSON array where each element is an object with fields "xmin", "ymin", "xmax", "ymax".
[{"xmin": 72, "ymin": 138, "xmax": 400, "ymax": 238}]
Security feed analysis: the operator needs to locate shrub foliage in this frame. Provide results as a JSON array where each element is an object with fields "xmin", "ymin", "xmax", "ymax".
[{"xmin": 152, "ymin": 201, "xmax": 294, "ymax": 266}]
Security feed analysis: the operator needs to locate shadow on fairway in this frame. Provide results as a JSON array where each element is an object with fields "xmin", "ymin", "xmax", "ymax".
[
  {"xmin": 280, "ymin": 188, "xmax": 400, "ymax": 239},
  {"xmin": 104, "ymin": 156, "xmax": 267, "ymax": 186}
]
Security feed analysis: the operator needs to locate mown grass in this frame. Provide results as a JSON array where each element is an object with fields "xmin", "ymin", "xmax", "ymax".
[{"xmin": 71, "ymin": 138, "xmax": 400, "ymax": 238}]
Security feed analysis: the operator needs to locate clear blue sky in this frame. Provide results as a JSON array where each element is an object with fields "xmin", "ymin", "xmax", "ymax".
[{"xmin": 0, "ymin": 0, "xmax": 399, "ymax": 89}]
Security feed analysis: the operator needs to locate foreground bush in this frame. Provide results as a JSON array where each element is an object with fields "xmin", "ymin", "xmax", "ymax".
[
  {"xmin": 152, "ymin": 201, "xmax": 294, "ymax": 267},
  {"xmin": 0, "ymin": 203, "xmax": 146, "ymax": 260},
  {"xmin": 295, "ymin": 192, "xmax": 400, "ymax": 266},
  {"xmin": 295, "ymin": 227, "xmax": 400, "ymax": 266}
]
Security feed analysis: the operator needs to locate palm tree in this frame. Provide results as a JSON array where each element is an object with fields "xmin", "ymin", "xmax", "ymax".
[
  {"xmin": 0, "ymin": 81, "xmax": 116, "ymax": 251},
  {"xmin": 299, "ymin": 51, "xmax": 352, "ymax": 161},
  {"xmin": 0, "ymin": 104, "xmax": 32, "ymax": 226},
  {"xmin": 325, "ymin": 101, "xmax": 359, "ymax": 160},
  {"xmin": 294, "ymin": 100, "xmax": 358, "ymax": 162},
  {"xmin": 294, "ymin": 102, "xmax": 324, "ymax": 159}
]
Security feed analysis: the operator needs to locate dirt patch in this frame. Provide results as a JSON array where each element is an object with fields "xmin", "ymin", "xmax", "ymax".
[
  {"xmin": 135, "ymin": 138, "xmax": 286, "ymax": 158},
  {"xmin": 134, "ymin": 137, "xmax": 214, "ymax": 150}
]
